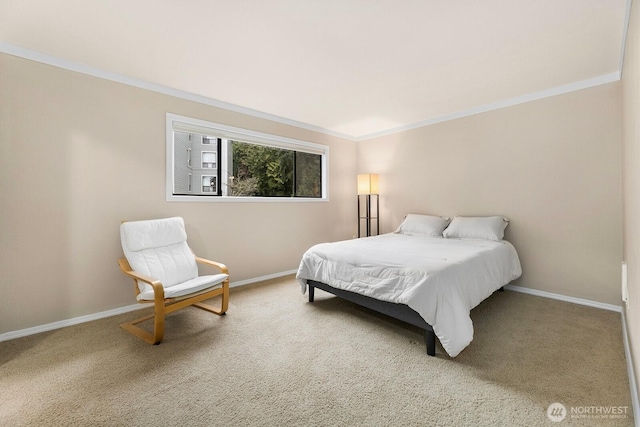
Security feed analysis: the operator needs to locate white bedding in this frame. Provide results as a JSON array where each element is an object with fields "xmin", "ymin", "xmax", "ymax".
[{"xmin": 296, "ymin": 233, "xmax": 522, "ymax": 357}]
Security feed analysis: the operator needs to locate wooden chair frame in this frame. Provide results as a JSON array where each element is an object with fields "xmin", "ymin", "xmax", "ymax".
[{"xmin": 118, "ymin": 255, "xmax": 229, "ymax": 344}]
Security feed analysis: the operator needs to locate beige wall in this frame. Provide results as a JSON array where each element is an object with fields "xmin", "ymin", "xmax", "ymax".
[
  {"xmin": 0, "ymin": 46, "xmax": 628, "ymax": 344},
  {"xmin": 357, "ymin": 83, "xmax": 622, "ymax": 306},
  {"xmin": 622, "ymin": 0, "xmax": 640, "ymax": 400},
  {"xmin": 0, "ymin": 53, "xmax": 357, "ymax": 334}
]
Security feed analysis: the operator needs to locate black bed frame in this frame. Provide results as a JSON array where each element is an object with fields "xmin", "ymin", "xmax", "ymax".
[
  {"xmin": 307, "ymin": 280, "xmax": 437, "ymax": 356},
  {"xmin": 308, "ymin": 280, "xmax": 504, "ymax": 357}
]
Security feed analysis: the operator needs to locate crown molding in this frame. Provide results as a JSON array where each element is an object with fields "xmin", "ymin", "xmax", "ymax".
[
  {"xmin": 0, "ymin": 42, "xmax": 355, "ymax": 141},
  {"xmin": 354, "ymin": 71, "xmax": 621, "ymax": 141},
  {"xmin": 619, "ymin": 0, "xmax": 633, "ymax": 78},
  {"xmin": 0, "ymin": 42, "xmax": 623, "ymax": 142}
]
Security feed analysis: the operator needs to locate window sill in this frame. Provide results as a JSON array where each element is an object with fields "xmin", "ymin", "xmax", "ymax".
[{"xmin": 166, "ymin": 194, "xmax": 329, "ymax": 203}]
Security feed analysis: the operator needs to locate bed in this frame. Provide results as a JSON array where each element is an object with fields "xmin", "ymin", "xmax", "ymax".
[{"xmin": 296, "ymin": 215, "xmax": 523, "ymax": 357}]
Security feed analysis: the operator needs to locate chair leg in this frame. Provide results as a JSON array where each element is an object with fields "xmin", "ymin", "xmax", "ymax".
[
  {"xmin": 120, "ymin": 313, "xmax": 164, "ymax": 345},
  {"xmin": 152, "ymin": 302, "xmax": 166, "ymax": 344},
  {"xmin": 119, "ymin": 301, "xmax": 166, "ymax": 345},
  {"xmin": 220, "ymin": 280, "xmax": 229, "ymax": 313},
  {"xmin": 121, "ymin": 282, "xmax": 228, "ymax": 344},
  {"xmin": 194, "ymin": 281, "xmax": 229, "ymax": 315}
]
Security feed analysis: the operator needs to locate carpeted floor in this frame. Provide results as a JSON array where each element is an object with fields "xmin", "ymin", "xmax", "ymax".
[{"xmin": 0, "ymin": 276, "xmax": 634, "ymax": 426}]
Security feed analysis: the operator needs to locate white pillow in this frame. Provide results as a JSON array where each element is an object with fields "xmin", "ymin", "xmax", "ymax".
[
  {"xmin": 395, "ymin": 214, "xmax": 450, "ymax": 237},
  {"xmin": 443, "ymin": 216, "xmax": 509, "ymax": 241}
]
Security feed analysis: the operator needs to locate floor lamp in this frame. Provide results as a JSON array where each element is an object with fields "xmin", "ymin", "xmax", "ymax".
[{"xmin": 357, "ymin": 173, "xmax": 379, "ymax": 238}]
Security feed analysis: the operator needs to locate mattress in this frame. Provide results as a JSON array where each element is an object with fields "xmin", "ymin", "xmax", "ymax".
[{"xmin": 296, "ymin": 233, "xmax": 522, "ymax": 357}]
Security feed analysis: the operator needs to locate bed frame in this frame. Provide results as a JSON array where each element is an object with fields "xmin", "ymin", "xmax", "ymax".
[
  {"xmin": 308, "ymin": 280, "xmax": 505, "ymax": 357},
  {"xmin": 307, "ymin": 280, "xmax": 437, "ymax": 356}
]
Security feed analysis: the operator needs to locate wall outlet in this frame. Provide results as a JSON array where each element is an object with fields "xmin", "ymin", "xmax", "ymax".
[{"xmin": 622, "ymin": 261, "xmax": 629, "ymax": 309}]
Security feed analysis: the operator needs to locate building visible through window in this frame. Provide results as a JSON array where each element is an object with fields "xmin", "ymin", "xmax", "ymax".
[{"xmin": 167, "ymin": 114, "xmax": 328, "ymax": 201}]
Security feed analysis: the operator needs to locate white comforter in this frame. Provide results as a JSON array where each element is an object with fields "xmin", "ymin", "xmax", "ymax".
[{"xmin": 296, "ymin": 233, "xmax": 522, "ymax": 357}]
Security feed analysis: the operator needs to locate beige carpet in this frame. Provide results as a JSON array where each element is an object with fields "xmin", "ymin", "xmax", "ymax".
[{"xmin": 0, "ymin": 276, "xmax": 634, "ymax": 426}]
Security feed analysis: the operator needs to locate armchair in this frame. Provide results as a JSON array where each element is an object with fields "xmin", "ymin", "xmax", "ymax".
[{"xmin": 118, "ymin": 217, "xmax": 229, "ymax": 344}]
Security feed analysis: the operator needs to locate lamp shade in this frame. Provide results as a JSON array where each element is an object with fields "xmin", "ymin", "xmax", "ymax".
[{"xmin": 357, "ymin": 173, "xmax": 379, "ymax": 195}]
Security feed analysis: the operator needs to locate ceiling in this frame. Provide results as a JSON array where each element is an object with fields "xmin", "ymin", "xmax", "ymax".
[{"xmin": 0, "ymin": 0, "xmax": 630, "ymax": 140}]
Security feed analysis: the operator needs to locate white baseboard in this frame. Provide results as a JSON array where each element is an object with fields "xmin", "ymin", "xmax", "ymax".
[
  {"xmin": 229, "ymin": 269, "xmax": 297, "ymax": 288},
  {"xmin": 505, "ymin": 284, "xmax": 637, "ymax": 422},
  {"xmin": 621, "ymin": 310, "xmax": 640, "ymax": 426},
  {"xmin": 0, "ymin": 270, "xmax": 297, "ymax": 343},
  {"xmin": 0, "ymin": 303, "xmax": 145, "ymax": 342},
  {"xmin": 504, "ymin": 284, "xmax": 623, "ymax": 312},
  {"xmin": 0, "ymin": 279, "xmax": 625, "ymax": 342}
]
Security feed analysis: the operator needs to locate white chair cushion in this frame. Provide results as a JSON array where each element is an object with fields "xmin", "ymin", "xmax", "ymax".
[
  {"xmin": 121, "ymin": 217, "xmax": 198, "ymax": 294},
  {"xmin": 121, "ymin": 217, "xmax": 188, "ymax": 252},
  {"xmin": 137, "ymin": 273, "xmax": 229, "ymax": 301}
]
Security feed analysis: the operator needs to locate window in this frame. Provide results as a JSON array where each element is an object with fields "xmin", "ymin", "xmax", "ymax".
[
  {"xmin": 202, "ymin": 175, "xmax": 217, "ymax": 193},
  {"xmin": 202, "ymin": 151, "xmax": 217, "ymax": 169},
  {"xmin": 228, "ymin": 141, "xmax": 322, "ymax": 197},
  {"xmin": 166, "ymin": 113, "xmax": 328, "ymax": 201}
]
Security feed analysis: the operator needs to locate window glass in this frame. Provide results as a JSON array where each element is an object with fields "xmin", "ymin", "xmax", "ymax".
[
  {"xmin": 166, "ymin": 114, "xmax": 328, "ymax": 201},
  {"xmin": 295, "ymin": 151, "xmax": 322, "ymax": 198},
  {"xmin": 230, "ymin": 141, "xmax": 293, "ymax": 197}
]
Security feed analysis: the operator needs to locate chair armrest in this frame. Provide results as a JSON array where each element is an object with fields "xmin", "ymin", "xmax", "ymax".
[
  {"xmin": 118, "ymin": 258, "xmax": 165, "ymax": 302},
  {"xmin": 118, "ymin": 258, "xmax": 162, "ymax": 286},
  {"xmin": 195, "ymin": 256, "xmax": 229, "ymax": 275}
]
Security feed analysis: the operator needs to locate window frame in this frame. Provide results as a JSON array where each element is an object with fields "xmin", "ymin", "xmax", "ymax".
[{"xmin": 166, "ymin": 113, "xmax": 329, "ymax": 202}]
